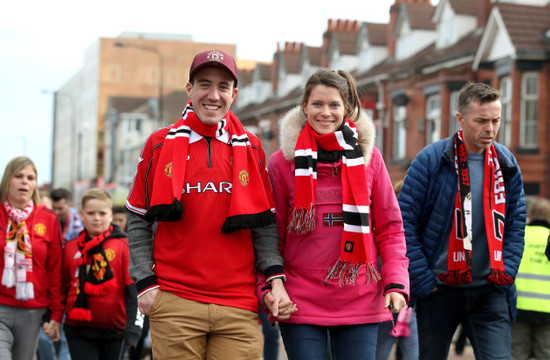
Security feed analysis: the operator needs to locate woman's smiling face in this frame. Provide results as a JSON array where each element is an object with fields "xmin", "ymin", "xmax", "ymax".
[{"xmin": 303, "ymin": 85, "xmax": 345, "ymax": 135}]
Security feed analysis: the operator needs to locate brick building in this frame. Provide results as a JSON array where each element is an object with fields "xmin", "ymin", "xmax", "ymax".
[{"xmin": 234, "ymin": 0, "xmax": 550, "ymax": 198}]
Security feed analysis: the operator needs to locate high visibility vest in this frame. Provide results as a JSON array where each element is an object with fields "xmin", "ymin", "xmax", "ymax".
[{"xmin": 515, "ymin": 225, "xmax": 550, "ymax": 313}]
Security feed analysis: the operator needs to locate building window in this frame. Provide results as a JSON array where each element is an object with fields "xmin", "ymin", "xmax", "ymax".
[
  {"xmin": 425, "ymin": 95, "xmax": 441, "ymax": 145},
  {"xmin": 520, "ymin": 72, "xmax": 538, "ymax": 148},
  {"xmin": 258, "ymin": 119, "xmax": 272, "ymax": 156},
  {"xmin": 106, "ymin": 65, "xmax": 121, "ymax": 83},
  {"xmin": 499, "ymin": 76, "xmax": 512, "ymax": 148},
  {"xmin": 393, "ymin": 105, "xmax": 407, "ymax": 160},
  {"xmin": 449, "ymin": 91, "xmax": 460, "ymax": 136}
]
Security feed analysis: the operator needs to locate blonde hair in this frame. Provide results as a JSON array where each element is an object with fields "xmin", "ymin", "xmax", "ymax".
[
  {"xmin": 0, "ymin": 156, "xmax": 40, "ymax": 205},
  {"xmin": 81, "ymin": 188, "xmax": 112, "ymax": 209}
]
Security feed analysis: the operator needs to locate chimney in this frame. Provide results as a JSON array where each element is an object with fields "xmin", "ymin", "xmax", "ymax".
[{"xmin": 388, "ymin": 2, "xmax": 401, "ymax": 58}]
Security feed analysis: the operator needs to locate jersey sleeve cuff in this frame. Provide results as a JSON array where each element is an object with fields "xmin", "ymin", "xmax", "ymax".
[
  {"xmin": 265, "ymin": 265, "xmax": 285, "ymax": 284},
  {"xmin": 136, "ymin": 275, "xmax": 159, "ymax": 297}
]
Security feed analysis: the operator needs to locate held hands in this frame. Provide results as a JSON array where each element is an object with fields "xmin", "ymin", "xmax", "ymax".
[
  {"xmin": 42, "ymin": 320, "xmax": 61, "ymax": 342},
  {"xmin": 384, "ymin": 291, "xmax": 407, "ymax": 314},
  {"xmin": 138, "ymin": 288, "xmax": 159, "ymax": 316},
  {"xmin": 262, "ymin": 279, "xmax": 297, "ymax": 320}
]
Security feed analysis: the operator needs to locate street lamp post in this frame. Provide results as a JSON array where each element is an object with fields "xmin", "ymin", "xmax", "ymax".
[{"xmin": 114, "ymin": 41, "xmax": 164, "ymax": 126}]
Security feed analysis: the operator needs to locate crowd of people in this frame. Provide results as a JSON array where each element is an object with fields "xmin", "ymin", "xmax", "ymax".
[{"xmin": 0, "ymin": 48, "xmax": 548, "ymax": 360}]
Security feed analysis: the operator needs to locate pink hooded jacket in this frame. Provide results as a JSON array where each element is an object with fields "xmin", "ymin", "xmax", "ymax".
[{"xmin": 258, "ymin": 106, "xmax": 409, "ymax": 326}]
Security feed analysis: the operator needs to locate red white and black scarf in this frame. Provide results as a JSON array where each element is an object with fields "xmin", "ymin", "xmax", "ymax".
[
  {"xmin": 438, "ymin": 130, "xmax": 512, "ymax": 286},
  {"xmin": 69, "ymin": 225, "xmax": 123, "ymax": 321},
  {"xmin": 3, "ymin": 201, "xmax": 34, "ymax": 300},
  {"xmin": 290, "ymin": 120, "xmax": 380, "ymax": 287},
  {"xmin": 145, "ymin": 101, "xmax": 275, "ymax": 233}
]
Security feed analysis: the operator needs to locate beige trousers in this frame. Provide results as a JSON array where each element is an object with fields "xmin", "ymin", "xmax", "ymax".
[{"xmin": 149, "ymin": 290, "xmax": 263, "ymax": 360}]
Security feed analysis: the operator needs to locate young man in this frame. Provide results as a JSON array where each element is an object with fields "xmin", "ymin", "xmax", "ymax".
[
  {"xmin": 399, "ymin": 82, "xmax": 526, "ymax": 359},
  {"xmin": 126, "ymin": 49, "xmax": 295, "ymax": 359},
  {"xmin": 51, "ymin": 188, "xmax": 84, "ymax": 242}
]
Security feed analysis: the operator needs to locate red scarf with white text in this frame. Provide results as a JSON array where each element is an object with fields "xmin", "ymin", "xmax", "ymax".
[
  {"xmin": 145, "ymin": 101, "xmax": 275, "ymax": 233},
  {"xmin": 438, "ymin": 131, "xmax": 512, "ymax": 286},
  {"xmin": 290, "ymin": 120, "xmax": 380, "ymax": 287}
]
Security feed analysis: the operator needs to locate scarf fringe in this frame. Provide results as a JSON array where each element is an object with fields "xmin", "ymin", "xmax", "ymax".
[
  {"xmin": 438, "ymin": 269, "xmax": 472, "ymax": 285},
  {"xmin": 288, "ymin": 204, "xmax": 315, "ymax": 234},
  {"xmin": 145, "ymin": 198, "xmax": 184, "ymax": 222},
  {"xmin": 222, "ymin": 210, "xmax": 276, "ymax": 234},
  {"xmin": 84, "ymin": 278, "xmax": 117, "ymax": 296},
  {"xmin": 487, "ymin": 269, "xmax": 514, "ymax": 286},
  {"xmin": 322, "ymin": 259, "xmax": 381, "ymax": 287},
  {"xmin": 2, "ymin": 269, "xmax": 15, "ymax": 288},
  {"xmin": 69, "ymin": 307, "xmax": 92, "ymax": 322},
  {"xmin": 15, "ymin": 282, "xmax": 34, "ymax": 300}
]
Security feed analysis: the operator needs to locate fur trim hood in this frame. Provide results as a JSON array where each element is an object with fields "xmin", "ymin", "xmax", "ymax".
[{"xmin": 279, "ymin": 106, "xmax": 376, "ymax": 166}]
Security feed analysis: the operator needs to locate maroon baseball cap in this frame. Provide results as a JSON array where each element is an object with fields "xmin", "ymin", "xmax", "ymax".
[{"xmin": 189, "ymin": 49, "xmax": 238, "ymax": 86}]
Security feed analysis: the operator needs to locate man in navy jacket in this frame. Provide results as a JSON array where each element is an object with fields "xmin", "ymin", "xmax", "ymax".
[{"xmin": 399, "ymin": 82, "xmax": 526, "ymax": 359}]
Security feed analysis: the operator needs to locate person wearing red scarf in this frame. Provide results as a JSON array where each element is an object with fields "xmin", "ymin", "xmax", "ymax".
[
  {"xmin": 258, "ymin": 69, "xmax": 409, "ymax": 359},
  {"xmin": 62, "ymin": 189, "xmax": 139, "ymax": 360},
  {"xmin": 399, "ymin": 82, "xmax": 527, "ymax": 359},
  {"xmin": 125, "ymin": 49, "xmax": 295, "ymax": 359},
  {"xmin": 0, "ymin": 156, "xmax": 64, "ymax": 360}
]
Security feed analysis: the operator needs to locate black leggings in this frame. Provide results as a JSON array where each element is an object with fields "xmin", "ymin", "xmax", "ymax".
[{"xmin": 66, "ymin": 335, "xmax": 124, "ymax": 360}]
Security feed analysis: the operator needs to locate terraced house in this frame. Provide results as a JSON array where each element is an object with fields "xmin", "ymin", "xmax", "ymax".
[{"xmin": 234, "ymin": 0, "xmax": 550, "ymax": 199}]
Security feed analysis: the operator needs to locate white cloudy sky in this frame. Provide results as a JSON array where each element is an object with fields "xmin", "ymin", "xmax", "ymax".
[{"xmin": 0, "ymin": 0, "xmax": 435, "ymax": 186}]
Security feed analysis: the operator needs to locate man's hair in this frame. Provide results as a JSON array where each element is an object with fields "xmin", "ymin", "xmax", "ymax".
[
  {"xmin": 112, "ymin": 205, "xmax": 126, "ymax": 215},
  {"xmin": 81, "ymin": 188, "xmax": 112, "ymax": 209},
  {"xmin": 50, "ymin": 188, "xmax": 72, "ymax": 202},
  {"xmin": 528, "ymin": 198, "xmax": 550, "ymax": 223},
  {"xmin": 458, "ymin": 82, "xmax": 501, "ymax": 115}
]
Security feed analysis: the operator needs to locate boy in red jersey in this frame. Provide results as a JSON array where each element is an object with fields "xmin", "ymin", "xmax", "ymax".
[{"xmin": 62, "ymin": 189, "xmax": 140, "ymax": 359}]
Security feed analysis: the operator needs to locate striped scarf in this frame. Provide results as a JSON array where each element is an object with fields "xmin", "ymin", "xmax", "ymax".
[
  {"xmin": 3, "ymin": 201, "xmax": 34, "ymax": 300},
  {"xmin": 69, "ymin": 225, "xmax": 120, "ymax": 321},
  {"xmin": 290, "ymin": 120, "xmax": 380, "ymax": 287},
  {"xmin": 145, "ymin": 101, "xmax": 275, "ymax": 233},
  {"xmin": 438, "ymin": 130, "xmax": 512, "ymax": 286}
]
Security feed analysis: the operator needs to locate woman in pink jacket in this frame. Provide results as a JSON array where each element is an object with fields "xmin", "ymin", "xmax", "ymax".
[{"xmin": 261, "ymin": 69, "xmax": 409, "ymax": 359}]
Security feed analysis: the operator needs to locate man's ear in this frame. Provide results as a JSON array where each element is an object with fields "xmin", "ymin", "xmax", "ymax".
[{"xmin": 456, "ymin": 112, "xmax": 464, "ymax": 128}]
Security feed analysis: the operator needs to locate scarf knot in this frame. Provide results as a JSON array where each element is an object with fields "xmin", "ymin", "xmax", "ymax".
[
  {"xmin": 292, "ymin": 120, "xmax": 380, "ymax": 287},
  {"xmin": 3, "ymin": 201, "xmax": 34, "ymax": 300}
]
